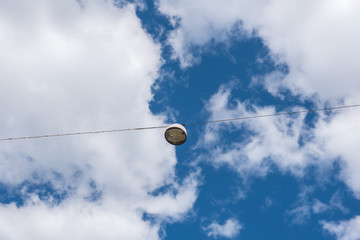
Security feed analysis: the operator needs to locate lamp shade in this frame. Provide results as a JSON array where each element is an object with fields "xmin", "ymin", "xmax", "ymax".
[{"xmin": 164, "ymin": 124, "xmax": 187, "ymax": 145}]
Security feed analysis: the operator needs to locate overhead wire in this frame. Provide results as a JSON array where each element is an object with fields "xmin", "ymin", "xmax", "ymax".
[
  {"xmin": 0, "ymin": 104, "xmax": 359, "ymax": 141},
  {"xmin": 183, "ymin": 104, "xmax": 360, "ymax": 126},
  {"xmin": 0, "ymin": 125, "xmax": 169, "ymax": 141}
]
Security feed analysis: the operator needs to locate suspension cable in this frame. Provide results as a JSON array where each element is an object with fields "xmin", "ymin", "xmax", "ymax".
[{"xmin": 1, "ymin": 104, "xmax": 359, "ymax": 141}]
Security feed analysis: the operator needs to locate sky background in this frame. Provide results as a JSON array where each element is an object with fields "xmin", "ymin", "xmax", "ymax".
[{"xmin": 1, "ymin": 0, "xmax": 360, "ymax": 239}]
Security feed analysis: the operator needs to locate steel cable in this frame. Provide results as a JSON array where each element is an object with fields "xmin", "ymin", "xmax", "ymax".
[{"xmin": 1, "ymin": 104, "xmax": 359, "ymax": 141}]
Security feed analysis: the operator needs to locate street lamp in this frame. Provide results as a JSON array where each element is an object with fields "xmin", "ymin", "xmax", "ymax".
[{"xmin": 164, "ymin": 124, "xmax": 187, "ymax": 145}]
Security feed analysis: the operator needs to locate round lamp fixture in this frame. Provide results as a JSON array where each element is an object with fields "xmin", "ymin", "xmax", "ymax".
[{"xmin": 164, "ymin": 124, "xmax": 187, "ymax": 145}]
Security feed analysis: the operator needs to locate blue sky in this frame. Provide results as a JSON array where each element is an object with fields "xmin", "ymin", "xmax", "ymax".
[{"xmin": 1, "ymin": 0, "xmax": 360, "ymax": 239}]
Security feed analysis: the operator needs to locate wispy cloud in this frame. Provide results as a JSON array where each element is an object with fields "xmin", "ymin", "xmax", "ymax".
[
  {"xmin": 203, "ymin": 218, "xmax": 242, "ymax": 239},
  {"xmin": 286, "ymin": 188, "xmax": 349, "ymax": 225}
]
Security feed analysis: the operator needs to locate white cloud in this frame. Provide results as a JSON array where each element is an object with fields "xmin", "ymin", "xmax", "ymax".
[
  {"xmin": 204, "ymin": 218, "xmax": 242, "ymax": 239},
  {"xmin": 312, "ymin": 199, "xmax": 330, "ymax": 214},
  {"xmin": 158, "ymin": 0, "xmax": 248, "ymax": 67},
  {"xmin": 286, "ymin": 188, "xmax": 348, "ymax": 224},
  {"xmin": 322, "ymin": 216, "xmax": 360, "ymax": 240},
  {"xmin": 196, "ymin": 86, "xmax": 324, "ymax": 178},
  {"xmin": 158, "ymin": 0, "xmax": 360, "ymax": 100},
  {"xmin": 0, "ymin": 197, "xmax": 160, "ymax": 240},
  {"xmin": 159, "ymin": 1, "xmax": 360, "ymax": 200},
  {"xmin": 286, "ymin": 187, "xmax": 314, "ymax": 224},
  {"xmin": 0, "ymin": 0, "xmax": 197, "ymax": 239},
  {"xmin": 313, "ymin": 106, "xmax": 360, "ymax": 198},
  {"xmin": 196, "ymin": 86, "xmax": 360, "ymax": 199},
  {"xmin": 312, "ymin": 194, "xmax": 348, "ymax": 215}
]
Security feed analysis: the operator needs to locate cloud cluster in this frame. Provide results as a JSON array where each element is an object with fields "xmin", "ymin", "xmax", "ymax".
[
  {"xmin": 158, "ymin": 0, "xmax": 360, "ymax": 100},
  {"xmin": 0, "ymin": 0, "xmax": 197, "ymax": 239},
  {"xmin": 197, "ymin": 86, "xmax": 360, "ymax": 197},
  {"xmin": 195, "ymin": 85, "xmax": 360, "ymax": 237},
  {"xmin": 158, "ymin": 0, "xmax": 360, "ymax": 236},
  {"xmin": 196, "ymin": 86, "xmax": 322, "ymax": 177}
]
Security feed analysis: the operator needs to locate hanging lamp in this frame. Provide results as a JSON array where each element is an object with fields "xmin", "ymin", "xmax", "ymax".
[{"xmin": 164, "ymin": 124, "xmax": 187, "ymax": 145}]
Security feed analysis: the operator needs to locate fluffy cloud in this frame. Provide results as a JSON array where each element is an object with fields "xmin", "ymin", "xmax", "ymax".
[
  {"xmin": 322, "ymin": 216, "xmax": 360, "ymax": 240},
  {"xmin": 158, "ymin": 0, "xmax": 360, "ymax": 100},
  {"xmin": 204, "ymin": 218, "xmax": 242, "ymax": 239},
  {"xmin": 158, "ymin": 1, "xmax": 360, "ymax": 238},
  {"xmin": 196, "ymin": 86, "xmax": 360, "ymax": 199},
  {"xmin": 196, "ymin": 86, "xmax": 323, "ymax": 178},
  {"xmin": 313, "ymin": 105, "xmax": 360, "ymax": 198},
  {"xmin": 0, "ymin": 0, "xmax": 197, "ymax": 239},
  {"xmin": 0, "ymin": 197, "xmax": 160, "ymax": 240},
  {"xmin": 159, "ymin": 0, "xmax": 360, "ymax": 205},
  {"xmin": 157, "ymin": 0, "xmax": 246, "ymax": 67},
  {"xmin": 195, "ymin": 86, "xmax": 360, "ymax": 239}
]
